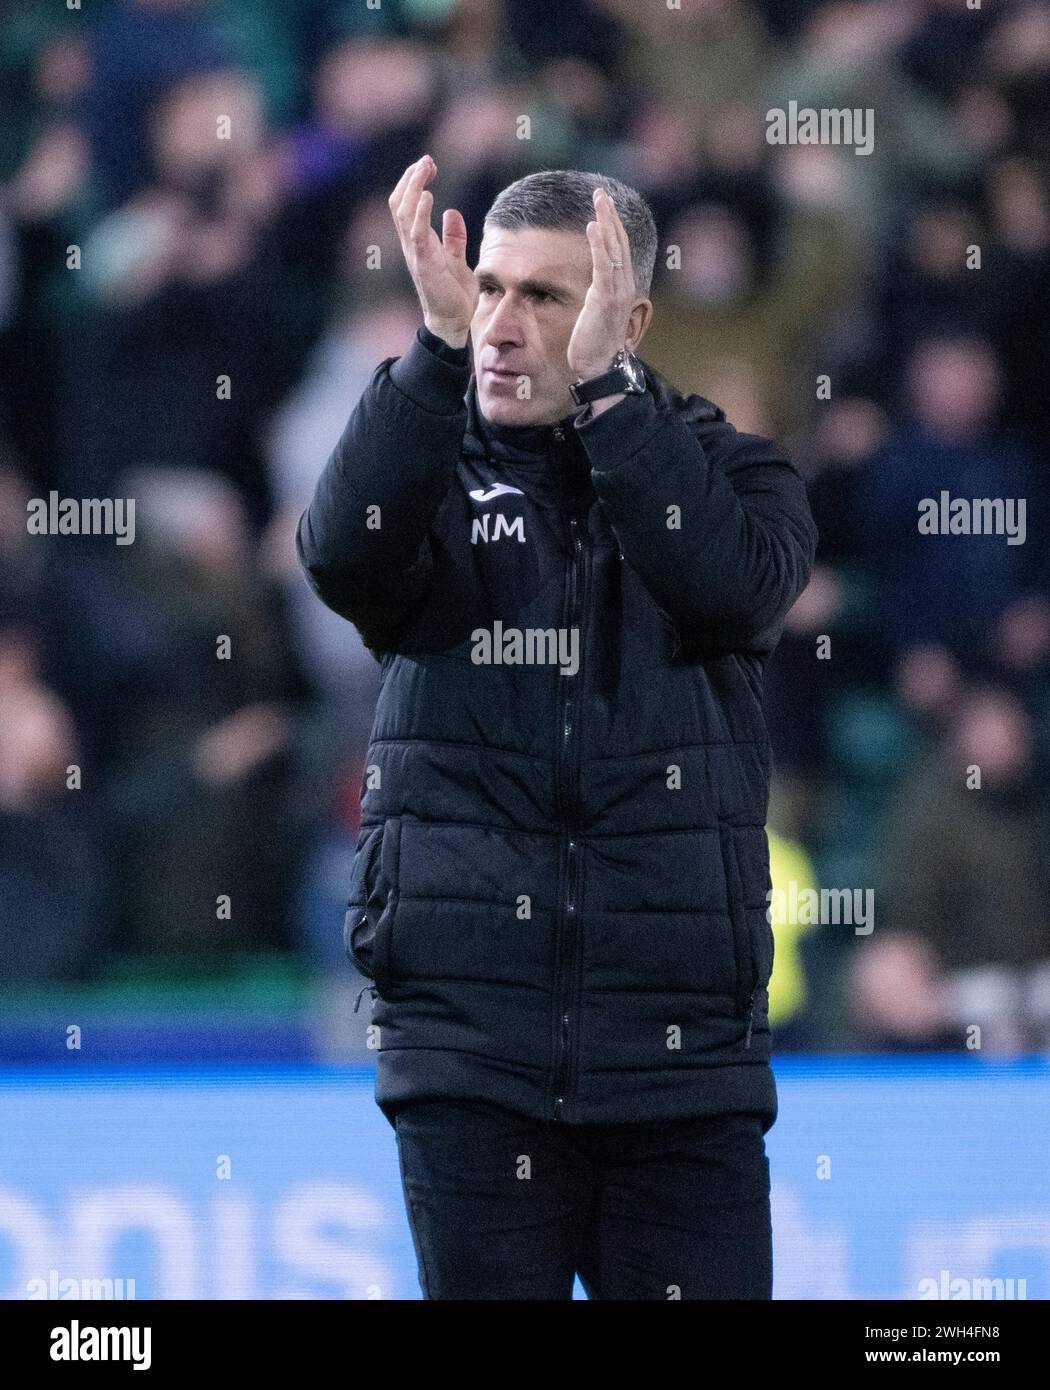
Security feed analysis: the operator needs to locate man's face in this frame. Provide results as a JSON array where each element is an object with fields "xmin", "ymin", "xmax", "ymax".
[{"xmin": 469, "ymin": 226, "xmax": 599, "ymax": 427}]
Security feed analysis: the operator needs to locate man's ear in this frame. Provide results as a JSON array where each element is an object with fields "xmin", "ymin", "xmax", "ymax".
[{"xmin": 626, "ymin": 300, "xmax": 653, "ymax": 354}]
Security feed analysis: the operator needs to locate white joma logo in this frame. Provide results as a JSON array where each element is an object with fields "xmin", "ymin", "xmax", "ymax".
[
  {"xmin": 469, "ymin": 483, "xmax": 524, "ymax": 502},
  {"xmin": 472, "ymin": 513, "xmax": 525, "ymax": 544}
]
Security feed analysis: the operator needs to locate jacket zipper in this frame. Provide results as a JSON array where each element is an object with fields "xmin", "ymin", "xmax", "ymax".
[{"xmin": 551, "ymin": 422, "xmax": 585, "ymax": 1121}]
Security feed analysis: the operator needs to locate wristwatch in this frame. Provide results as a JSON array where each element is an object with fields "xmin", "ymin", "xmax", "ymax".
[{"xmin": 568, "ymin": 348, "xmax": 646, "ymax": 406}]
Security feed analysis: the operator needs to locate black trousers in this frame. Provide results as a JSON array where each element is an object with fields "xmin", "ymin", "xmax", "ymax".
[{"xmin": 392, "ymin": 1097, "xmax": 773, "ymax": 1300}]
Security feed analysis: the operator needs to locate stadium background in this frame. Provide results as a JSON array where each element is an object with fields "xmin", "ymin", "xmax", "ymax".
[{"xmin": 1, "ymin": 0, "xmax": 1049, "ymax": 1299}]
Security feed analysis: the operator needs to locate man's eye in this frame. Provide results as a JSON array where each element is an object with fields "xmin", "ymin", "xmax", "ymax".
[
  {"xmin": 480, "ymin": 284, "xmax": 499, "ymax": 296},
  {"xmin": 531, "ymin": 291, "xmax": 553, "ymax": 303}
]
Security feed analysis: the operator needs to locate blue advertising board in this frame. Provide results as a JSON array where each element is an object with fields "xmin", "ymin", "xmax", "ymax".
[{"xmin": 1, "ymin": 1058, "xmax": 1046, "ymax": 1300}]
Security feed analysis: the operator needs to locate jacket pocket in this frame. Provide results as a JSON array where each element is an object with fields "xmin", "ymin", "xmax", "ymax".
[
  {"xmin": 345, "ymin": 817, "xmax": 402, "ymax": 997},
  {"xmin": 718, "ymin": 822, "xmax": 757, "ymax": 1017}
]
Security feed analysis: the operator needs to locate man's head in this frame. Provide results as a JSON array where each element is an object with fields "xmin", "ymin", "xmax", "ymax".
[{"xmin": 471, "ymin": 170, "xmax": 656, "ymax": 426}]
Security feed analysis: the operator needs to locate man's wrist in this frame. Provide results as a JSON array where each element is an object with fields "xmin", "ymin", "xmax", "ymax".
[
  {"xmin": 570, "ymin": 355, "xmax": 617, "ymax": 384},
  {"xmin": 586, "ymin": 392, "xmax": 626, "ymax": 419},
  {"xmin": 570, "ymin": 349, "xmax": 643, "ymax": 417},
  {"xmin": 424, "ymin": 320, "xmax": 471, "ymax": 350}
]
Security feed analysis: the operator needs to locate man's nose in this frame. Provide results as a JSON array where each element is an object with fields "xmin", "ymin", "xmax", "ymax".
[{"xmin": 483, "ymin": 294, "xmax": 525, "ymax": 347}]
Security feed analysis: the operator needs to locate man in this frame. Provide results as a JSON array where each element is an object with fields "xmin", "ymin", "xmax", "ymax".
[{"xmin": 297, "ymin": 157, "xmax": 817, "ymax": 1299}]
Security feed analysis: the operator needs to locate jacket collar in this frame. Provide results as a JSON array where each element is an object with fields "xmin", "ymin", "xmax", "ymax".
[
  {"xmin": 463, "ymin": 375, "xmax": 573, "ymax": 464},
  {"xmin": 461, "ymin": 356, "xmax": 725, "ymax": 467}
]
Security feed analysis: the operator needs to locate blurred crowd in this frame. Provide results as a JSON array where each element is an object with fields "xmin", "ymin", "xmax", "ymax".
[{"xmin": 1, "ymin": 0, "xmax": 1049, "ymax": 1056}]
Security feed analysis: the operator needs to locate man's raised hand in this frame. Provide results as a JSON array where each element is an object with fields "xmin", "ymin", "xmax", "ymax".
[
  {"xmin": 567, "ymin": 185, "xmax": 637, "ymax": 380},
  {"xmin": 389, "ymin": 155, "xmax": 477, "ymax": 348}
]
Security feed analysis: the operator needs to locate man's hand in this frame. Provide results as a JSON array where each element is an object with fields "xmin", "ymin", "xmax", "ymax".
[
  {"xmin": 567, "ymin": 186, "xmax": 637, "ymax": 381},
  {"xmin": 389, "ymin": 155, "xmax": 478, "ymax": 348}
]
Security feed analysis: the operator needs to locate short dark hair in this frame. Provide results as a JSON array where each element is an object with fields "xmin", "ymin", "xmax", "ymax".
[{"xmin": 484, "ymin": 169, "xmax": 658, "ymax": 298}]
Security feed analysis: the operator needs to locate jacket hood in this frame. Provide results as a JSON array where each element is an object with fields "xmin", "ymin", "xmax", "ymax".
[{"xmin": 462, "ymin": 355, "xmax": 726, "ymax": 464}]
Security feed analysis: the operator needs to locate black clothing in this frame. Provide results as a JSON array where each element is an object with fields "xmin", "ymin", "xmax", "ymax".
[
  {"xmin": 394, "ymin": 1096, "xmax": 772, "ymax": 1299},
  {"xmin": 297, "ymin": 324, "xmax": 817, "ymax": 1128}
]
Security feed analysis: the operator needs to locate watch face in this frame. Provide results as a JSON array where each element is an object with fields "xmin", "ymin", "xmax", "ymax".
[{"xmin": 624, "ymin": 353, "xmax": 644, "ymax": 391}]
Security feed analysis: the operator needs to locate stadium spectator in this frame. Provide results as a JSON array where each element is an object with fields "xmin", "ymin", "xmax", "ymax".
[{"xmin": 0, "ymin": 0, "xmax": 1046, "ymax": 1063}]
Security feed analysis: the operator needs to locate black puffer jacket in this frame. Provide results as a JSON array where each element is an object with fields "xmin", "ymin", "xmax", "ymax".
[{"xmin": 297, "ymin": 326, "xmax": 817, "ymax": 1128}]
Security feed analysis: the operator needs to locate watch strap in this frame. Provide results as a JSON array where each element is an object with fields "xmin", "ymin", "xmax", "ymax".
[{"xmin": 569, "ymin": 350, "xmax": 644, "ymax": 405}]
